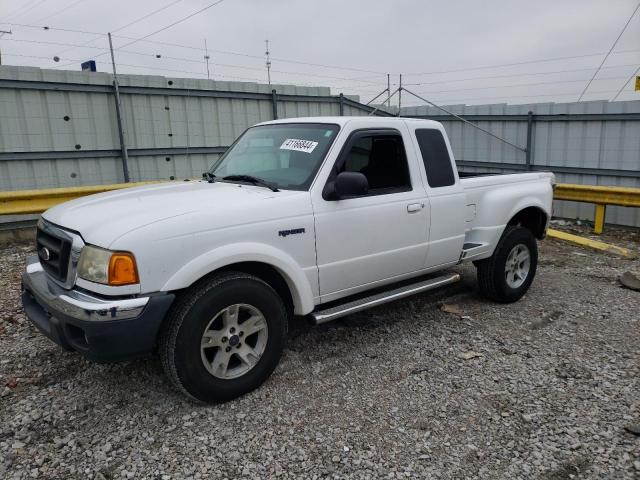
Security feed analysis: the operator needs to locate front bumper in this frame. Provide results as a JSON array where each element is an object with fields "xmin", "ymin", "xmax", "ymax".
[{"xmin": 21, "ymin": 256, "xmax": 174, "ymax": 362}]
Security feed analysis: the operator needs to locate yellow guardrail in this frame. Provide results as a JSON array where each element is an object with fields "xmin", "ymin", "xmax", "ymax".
[
  {"xmin": 554, "ymin": 183, "xmax": 640, "ymax": 234},
  {"xmin": 0, "ymin": 182, "xmax": 638, "ymax": 236},
  {"xmin": 0, "ymin": 182, "xmax": 158, "ymax": 215}
]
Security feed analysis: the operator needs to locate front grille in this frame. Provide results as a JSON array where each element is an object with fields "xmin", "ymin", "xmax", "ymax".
[{"xmin": 36, "ymin": 225, "xmax": 72, "ymax": 282}]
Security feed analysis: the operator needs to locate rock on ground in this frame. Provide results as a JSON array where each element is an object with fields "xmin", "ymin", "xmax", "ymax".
[{"xmin": 0, "ymin": 224, "xmax": 639, "ymax": 479}]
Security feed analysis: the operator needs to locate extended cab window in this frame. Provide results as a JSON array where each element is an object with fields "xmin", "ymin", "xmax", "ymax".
[
  {"xmin": 415, "ymin": 129, "xmax": 455, "ymax": 188},
  {"xmin": 339, "ymin": 132, "xmax": 411, "ymax": 194}
]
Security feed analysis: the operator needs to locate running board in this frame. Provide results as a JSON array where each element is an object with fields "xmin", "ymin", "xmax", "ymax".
[{"xmin": 310, "ymin": 273, "xmax": 460, "ymax": 325}]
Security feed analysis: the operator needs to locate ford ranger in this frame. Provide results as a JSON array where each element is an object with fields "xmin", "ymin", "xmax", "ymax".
[{"xmin": 22, "ymin": 117, "xmax": 555, "ymax": 403}]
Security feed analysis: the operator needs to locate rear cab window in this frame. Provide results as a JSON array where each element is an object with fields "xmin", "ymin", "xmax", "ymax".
[{"xmin": 415, "ymin": 129, "xmax": 456, "ymax": 188}]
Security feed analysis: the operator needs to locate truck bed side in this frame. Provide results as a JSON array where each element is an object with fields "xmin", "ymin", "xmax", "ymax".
[{"xmin": 459, "ymin": 172, "xmax": 555, "ymax": 262}]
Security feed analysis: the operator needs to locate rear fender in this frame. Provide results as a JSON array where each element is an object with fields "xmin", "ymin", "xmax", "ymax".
[{"xmin": 466, "ymin": 185, "xmax": 551, "ymax": 259}]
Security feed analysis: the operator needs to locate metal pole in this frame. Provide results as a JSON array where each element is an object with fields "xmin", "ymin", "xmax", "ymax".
[
  {"xmin": 387, "ymin": 74, "xmax": 390, "ymax": 107},
  {"xmin": 366, "ymin": 88, "xmax": 389, "ymax": 106},
  {"xmin": 369, "ymin": 87, "xmax": 400, "ymax": 116},
  {"xmin": 108, "ymin": 32, "xmax": 131, "ymax": 182},
  {"xmin": 0, "ymin": 30, "xmax": 12, "ymax": 65},
  {"xmin": 525, "ymin": 111, "xmax": 534, "ymax": 170},
  {"xmin": 339, "ymin": 93, "xmax": 344, "ymax": 116},
  {"xmin": 398, "ymin": 74, "xmax": 402, "ymax": 113},
  {"xmin": 594, "ymin": 204, "xmax": 606, "ymax": 234},
  {"xmin": 402, "ymin": 87, "xmax": 527, "ymax": 153},
  {"xmin": 204, "ymin": 38, "xmax": 211, "ymax": 80},
  {"xmin": 271, "ymin": 89, "xmax": 278, "ymax": 120},
  {"xmin": 265, "ymin": 40, "xmax": 271, "ymax": 86}
]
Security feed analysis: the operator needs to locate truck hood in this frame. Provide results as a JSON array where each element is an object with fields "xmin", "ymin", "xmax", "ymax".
[{"xmin": 42, "ymin": 181, "xmax": 296, "ymax": 247}]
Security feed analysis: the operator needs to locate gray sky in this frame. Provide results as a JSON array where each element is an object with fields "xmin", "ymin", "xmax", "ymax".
[{"xmin": 1, "ymin": 0, "xmax": 639, "ymax": 106}]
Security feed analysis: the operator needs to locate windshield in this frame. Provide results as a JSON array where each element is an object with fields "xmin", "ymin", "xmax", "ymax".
[{"xmin": 209, "ymin": 123, "xmax": 340, "ymax": 191}]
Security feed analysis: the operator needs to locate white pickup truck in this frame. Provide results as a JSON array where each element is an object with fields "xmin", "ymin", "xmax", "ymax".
[{"xmin": 22, "ymin": 116, "xmax": 554, "ymax": 403}]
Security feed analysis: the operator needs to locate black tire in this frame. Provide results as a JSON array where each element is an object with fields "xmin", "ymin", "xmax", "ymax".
[
  {"xmin": 476, "ymin": 226, "xmax": 538, "ymax": 303},
  {"xmin": 160, "ymin": 272, "xmax": 288, "ymax": 403}
]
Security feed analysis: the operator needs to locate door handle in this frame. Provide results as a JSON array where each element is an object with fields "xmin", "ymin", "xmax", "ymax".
[{"xmin": 407, "ymin": 203, "xmax": 424, "ymax": 213}]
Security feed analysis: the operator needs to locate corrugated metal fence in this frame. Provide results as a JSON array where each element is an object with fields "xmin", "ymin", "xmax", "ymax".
[
  {"xmin": 2, "ymin": 66, "xmax": 639, "ymax": 228},
  {"xmin": 0, "ymin": 66, "xmax": 389, "ymax": 192},
  {"xmin": 402, "ymin": 101, "xmax": 640, "ymax": 227}
]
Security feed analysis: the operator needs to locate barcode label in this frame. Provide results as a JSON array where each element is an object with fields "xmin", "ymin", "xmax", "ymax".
[{"xmin": 280, "ymin": 138, "xmax": 318, "ymax": 153}]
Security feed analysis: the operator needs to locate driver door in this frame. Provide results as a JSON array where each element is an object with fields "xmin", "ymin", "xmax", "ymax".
[{"xmin": 311, "ymin": 126, "xmax": 430, "ymax": 302}]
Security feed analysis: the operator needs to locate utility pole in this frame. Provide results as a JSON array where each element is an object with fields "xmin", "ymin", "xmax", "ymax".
[
  {"xmin": 398, "ymin": 74, "xmax": 402, "ymax": 112},
  {"xmin": 204, "ymin": 38, "xmax": 211, "ymax": 80},
  {"xmin": 387, "ymin": 74, "xmax": 390, "ymax": 107},
  {"xmin": 265, "ymin": 39, "xmax": 271, "ymax": 86},
  {"xmin": 0, "ymin": 29, "xmax": 12, "ymax": 66},
  {"xmin": 108, "ymin": 32, "xmax": 130, "ymax": 183}
]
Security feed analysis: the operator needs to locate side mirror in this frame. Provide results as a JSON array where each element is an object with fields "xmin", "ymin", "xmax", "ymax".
[{"xmin": 325, "ymin": 172, "xmax": 368, "ymax": 200}]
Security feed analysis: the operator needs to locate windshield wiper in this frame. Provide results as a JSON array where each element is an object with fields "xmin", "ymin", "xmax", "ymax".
[
  {"xmin": 222, "ymin": 174, "xmax": 279, "ymax": 192},
  {"xmin": 202, "ymin": 171, "xmax": 217, "ymax": 183}
]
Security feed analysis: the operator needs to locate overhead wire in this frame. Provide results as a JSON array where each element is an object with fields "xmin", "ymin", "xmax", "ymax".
[
  {"xmin": 413, "ymin": 75, "xmax": 628, "ymax": 96},
  {"xmin": 2, "ymin": 36, "xmax": 387, "ymax": 87},
  {"xmin": 87, "ymin": 39, "xmax": 640, "ymax": 77},
  {"xmin": 4, "ymin": 37, "xmax": 107, "ymax": 49},
  {"xmin": 402, "ymin": 88, "xmax": 526, "ymax": 152},
  {"xmin": 0, "ymin": 22, "xmax": 102, "ymax": 36},
  {"xmin": 108, "ymin": 0, "xmax": 228, "ymax": 52},
  {"xmin": 1, "ymin": 0, "xmax": 46, "ymax": 23},
  {"xmin": 404, "ymin": 63, "xmax": 639, "ymax": 86},
  {"xmin": 110, "ymin": 34, "xmax": 388, "ymax": 75},
  {"xmin": 5, "ymin": 31, "xmax": 633, "ymax": 99},
  {"xmin": 4, "ymin": 11, "xmax": 639, "ymax": 103},
  {"xmin": 33, "ymin": 0, "xmax": 91, "ymax": 24},
  {"xmin": 107, "ymin": 35, "xmax": 388, "ymax": 76},
  {"xmin": 54, "ymin": 0, "xmax": 185, "ymax": 58},
  {"xmin": 4, "ymin": 0, "xmax": 51, "ymax": 23},
  {"xmin": 113, "ymin": 62, "xmax": 383, "ymax": 92},
  {"xmin": 611, "ymin": 65, "xmax": 640, "ymax": 100},
  {"xmin": 0, "ymin": 54, "xmax": 384, "ymax": 92},
  {"xmin": 403, "ymin": 89, "xmax": 621, "ymax": 107},
  {"xmin": 577, "ymin": 1, "xmax": 640, "ymax": 101},
  {"xmin": 405, "ymin": 49, "xmax": 640, "ymax": 78},
  {"xmin": 1, "ymin": 52, "xmax": 84, "ymax": 62},
  {"xmin": 0, "ymin": 22, "xmax": 388, "ymax": 76},
  {"xmin": 9, "ymin": 20, "xmax": 638, "ymax": 81},
  {"xmin": 109, "ymin": 0, "xmax": 185, "ymax": 35},
  {"xmin": 0, "ymin": 38, "xmax": 384, "ymax": 93}
]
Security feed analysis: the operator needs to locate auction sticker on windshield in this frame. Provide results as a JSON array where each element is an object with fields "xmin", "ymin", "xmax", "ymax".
[{"xmin": 280, "ymin": 139, "xmax": 318, "ymax": 154}]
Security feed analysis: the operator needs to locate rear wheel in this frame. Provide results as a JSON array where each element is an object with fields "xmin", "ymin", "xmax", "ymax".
[
  {"xmin": 476, "ymin": 226, "xmax": 538, "ymax": 303},
  {"xmin": 160, "ymin": 272, "xmax": 288, "ymax": 403}
]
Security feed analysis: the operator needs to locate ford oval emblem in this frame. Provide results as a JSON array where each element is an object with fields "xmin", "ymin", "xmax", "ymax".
[{"xmin": 40, "ymin": 247, "xmax": 50, "ymax": 261}]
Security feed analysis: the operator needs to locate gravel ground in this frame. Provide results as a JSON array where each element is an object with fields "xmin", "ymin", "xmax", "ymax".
[{"xmin": 1, "ymin": 223, "xmax": 639, "ymax": 479}]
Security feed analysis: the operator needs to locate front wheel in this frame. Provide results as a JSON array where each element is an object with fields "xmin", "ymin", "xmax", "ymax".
[
  {"xmin": 476, "ymin": 226, "xmax": 538, "ymax": 303},
  {"xmin": 160, "ymin": 272, "xmax": 288, "ymax": 403}
]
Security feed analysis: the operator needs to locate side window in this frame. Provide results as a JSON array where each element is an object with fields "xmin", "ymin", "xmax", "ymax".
[
  {"xmin": 339, "ymin": 133, "xmax": 411, "ymax": 194},
  {"xmin": 415, "ymin": 129, "xmax": 455, "ymax": 188}
]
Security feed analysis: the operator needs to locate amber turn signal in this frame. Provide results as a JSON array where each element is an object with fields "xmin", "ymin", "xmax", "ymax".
[{"xmin": 108, "ymin": 252, "xmax": 139, "ymax": 286}]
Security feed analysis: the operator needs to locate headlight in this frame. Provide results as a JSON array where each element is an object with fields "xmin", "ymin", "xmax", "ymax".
[{"xmin": 77, "ymin": 246, "xmax": 139, "ymax": 286}]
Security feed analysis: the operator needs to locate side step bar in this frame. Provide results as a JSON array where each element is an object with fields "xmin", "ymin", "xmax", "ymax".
[{"xmin": 310, "ymin": 273, "xmax": 460, "ymax": 325}]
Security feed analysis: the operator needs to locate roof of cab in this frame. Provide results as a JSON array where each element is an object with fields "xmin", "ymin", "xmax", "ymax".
[{"xmin": 256, "ymin": 116, "xmax": 443, "ymax": 129}]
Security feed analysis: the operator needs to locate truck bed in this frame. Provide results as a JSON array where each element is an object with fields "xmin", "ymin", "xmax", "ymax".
[
  {"xmin": 458, "ymin": 170, "xmax": 507, "ymax": 178},
  {"xmin": 458, "ymin": 170, "xmax": 555, "ymax": 261},
  {"xmin": 460, "ymin": 171, "xmax": 554, "ymax": 190}
]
